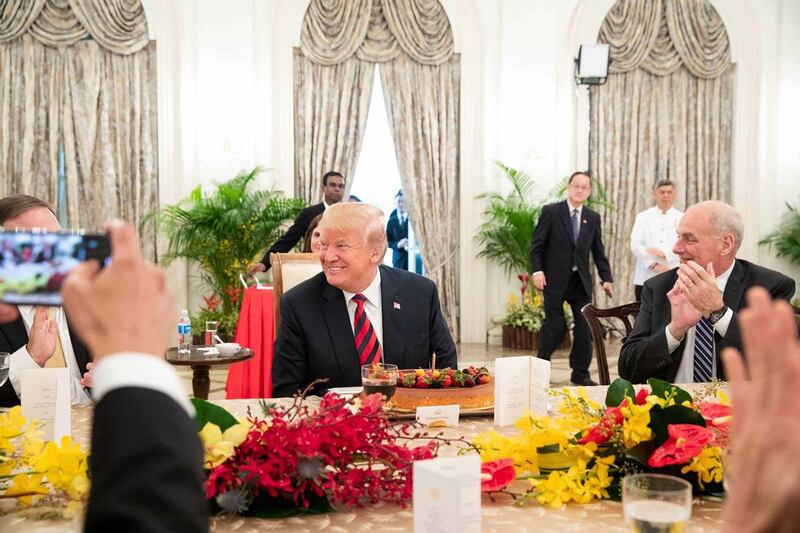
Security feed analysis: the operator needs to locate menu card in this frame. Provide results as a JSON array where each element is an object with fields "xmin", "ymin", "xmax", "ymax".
[
  {"xmin": 21, "ymin": 368, "xmax": 71, "ymax": 441},
  {"xmin": 413, "ymin": 454, "xmax": 481, "ymax": 533},
  {"xmin": 493, "ymin": 356, "xmax": 551, "ymax": 427}
]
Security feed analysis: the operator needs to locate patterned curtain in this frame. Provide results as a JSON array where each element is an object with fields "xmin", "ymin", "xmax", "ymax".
[
  {"xmin": 0, "ymin": 0, "xmax": 157, "ymax": 257},
  {"xmin": 589, "ymin": 0, "xmax": 732, "ymax": 305},
  {"xmin": 296, "ymin": 0, "xmax": 460, "ymax": 337}
]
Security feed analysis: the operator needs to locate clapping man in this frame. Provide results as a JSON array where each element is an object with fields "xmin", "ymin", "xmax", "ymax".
[{"xmin": 0, "ymin": 195, "xmax": 92, "ymax": 406}]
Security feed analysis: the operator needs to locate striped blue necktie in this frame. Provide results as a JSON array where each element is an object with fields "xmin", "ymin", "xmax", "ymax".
[{"xmin": 693, "ymin": 317, "xmax": 714, "ymax": 382}]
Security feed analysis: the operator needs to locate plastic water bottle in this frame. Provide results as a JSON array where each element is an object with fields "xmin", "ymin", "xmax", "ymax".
[{"xmin": 178, "ymin": 309, "xmax": 191, "ymax": 354}]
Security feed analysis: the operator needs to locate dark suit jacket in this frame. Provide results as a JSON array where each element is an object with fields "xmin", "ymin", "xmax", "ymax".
[
  {"xmin": 272, "ymin": 265, "xmax": 458, "ymax": 397},
  {"xmin": 529, "ymin": 200, "xmax": 613, "ymax": 295},
  {"xmin": 0, "ymin": 312, "xmax": 91, "ymax": 406},
  {"xmin": 259, "ymin": 203, "xmax": 325, "ymax": 270},
  {"xmin": 618, "ymin": 259, "xmax": 796, "ymax": 383},
  {"xmin": 85, "ymin": 388, "xmax": 207, "ymax": 532},
  {"xmin": 386, "ymin": 209, "xmax": 409, "ymax": 270}
]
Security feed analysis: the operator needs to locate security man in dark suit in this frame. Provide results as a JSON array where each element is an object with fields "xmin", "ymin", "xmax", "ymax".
[
  {"xmin": 386, "ymin": 190, "xmax": 409, "ymax": 270},
  {"xmin": 529, "ymin": 171, "xmax": 614, "ymax": 386},
  {"xmin": 249, "ymin": 171, "xmax": 346, "ymax": 274}
]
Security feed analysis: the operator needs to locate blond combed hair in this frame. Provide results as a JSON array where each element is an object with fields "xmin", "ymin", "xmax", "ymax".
[{"xmin": 318, "ymin": 202, "xmax": 388, "ymax": 254}]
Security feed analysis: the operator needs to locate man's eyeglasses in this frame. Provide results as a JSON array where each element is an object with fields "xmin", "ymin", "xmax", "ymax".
[{"xmin": 569, "ymin": 184, "xmax": 591, "ymax": 191}]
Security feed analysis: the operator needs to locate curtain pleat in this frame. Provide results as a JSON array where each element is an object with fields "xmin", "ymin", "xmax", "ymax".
[
  {"xmin": 379, "ymin": 54, "xmax": 460, "ymax": 336},
  {"xmin": 293, "ymin": 50, "xmax": 375, "ymax": 204}
]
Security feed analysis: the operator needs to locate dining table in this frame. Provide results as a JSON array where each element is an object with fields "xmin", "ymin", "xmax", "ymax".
[{"xmin": 0, "ymin": 385, "xmax": 726, "ymax": 532}]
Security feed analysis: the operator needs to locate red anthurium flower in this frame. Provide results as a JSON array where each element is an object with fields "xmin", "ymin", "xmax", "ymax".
[
  {"xmin": 648, "ymin": 424, "xmax": 715, "ymax": 468},
  {"xmin": 698, "ymin": 402, "xmax": 731, "ymax": 426},
  {"xmin": 579, "ymin": 404, "xmax": 624, "ymax": 445},
  {"xmin": 635, "ymin": 388, "xmax": 650, "ymax": 405},
  {"xmin": 480, "ymin": 459, "xmax": 516, "ymax": 492}
]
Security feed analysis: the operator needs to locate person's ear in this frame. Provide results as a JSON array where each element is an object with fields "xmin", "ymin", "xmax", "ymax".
[{"xmin": 720, "ymin": 234, "xmax": 735, "ymax": 256}]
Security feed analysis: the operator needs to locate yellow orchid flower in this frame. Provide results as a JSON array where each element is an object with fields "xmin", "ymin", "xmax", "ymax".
[
  {"xmin": 5, "ymin": 473, "xmax": 47, "ymax": 506},
  {"xmin": 199, "ymin": 422, "xmax": 250, "ymax": 469}
]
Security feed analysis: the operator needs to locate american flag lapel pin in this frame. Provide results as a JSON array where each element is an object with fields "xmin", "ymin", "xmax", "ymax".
[{"xmin": 393, "ymin": 302, "xmax": 401, "ymax": 310}]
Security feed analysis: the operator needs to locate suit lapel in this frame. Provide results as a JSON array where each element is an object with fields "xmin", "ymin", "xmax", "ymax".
[
  {"xmin": 722, "ymin": 260, "xmax": 746, "ymax": 311},
  {"xmin": 557, "ymin": 201, "xmax": 576, "ymax": 246},
  {"xmin": 320, "ymin": 282, "xmax": 359, "ymax": 381},
  {"xmin": 0, "ymin": 315, "xmax": 28, "ymax": 351},
  {"xmin": 379, "ymin": 266, "xmax": 405, "ymax": 368}
]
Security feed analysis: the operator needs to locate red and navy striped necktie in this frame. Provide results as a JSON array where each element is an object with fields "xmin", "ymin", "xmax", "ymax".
[{"xmin": 352, "ymin": 293, "xmax": 382, "ymax": 365}]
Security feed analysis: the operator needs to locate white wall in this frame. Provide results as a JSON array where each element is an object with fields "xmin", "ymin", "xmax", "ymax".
[{"xmin": 141, "ymin": 0, "xmax": 800, "ymax": 339}]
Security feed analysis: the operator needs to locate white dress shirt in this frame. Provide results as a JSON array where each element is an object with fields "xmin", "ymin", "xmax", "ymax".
[
  {"xmin": 10, "ymin": 306, "xmax": 92, "ymax": 404},
  {"xmin": 630, "ymin": 206, "xmax": 683, "ymax": 285},
  {"xmin": 92, "ymin": 352, "xmax": 194, "ymax": 416},
  {"xmin": 664, "ymin": 261, "xmax": 735, "ymax": 382},
  {"xmin": 342, "ymin": 269, "xmax": 384, "ymax": 360}
]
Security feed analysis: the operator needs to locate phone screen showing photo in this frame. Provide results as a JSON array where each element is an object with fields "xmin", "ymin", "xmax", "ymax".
[{"xmin": 0, "ymin": 231, "xmax": 111, "ymax": 306}]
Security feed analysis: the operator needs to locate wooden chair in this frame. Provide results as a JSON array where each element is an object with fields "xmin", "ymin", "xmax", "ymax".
[
  {"xmin": 271, "ymin": 252, "xmax": 323, "ymax": 335},
  {"xmin": 581, "ymin": 301, "xmax": 641, "ymax": 385}
]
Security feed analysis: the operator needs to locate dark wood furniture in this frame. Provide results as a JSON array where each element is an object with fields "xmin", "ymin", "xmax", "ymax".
[
  {"xmin": 581, "ymin": 301, "xmax": 641, "ymax": 385},
  {"xmin": 165, "ymin": 346, "xmax": 253, "ymax": 399}
]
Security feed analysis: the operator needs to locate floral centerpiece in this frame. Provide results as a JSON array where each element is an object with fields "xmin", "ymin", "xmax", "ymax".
[
  {"xmin": 472, "ymin": 378, "xmax": 730, "ymax": 506},
  {"xmin": 0, "ymin": 407, "xmax": 89, "ymax": 518},
  {"xmin": 194, "ymin": 390, "xmax": 462, "ymax": 517}
]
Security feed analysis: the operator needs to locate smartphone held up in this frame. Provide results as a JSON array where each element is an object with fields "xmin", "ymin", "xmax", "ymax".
[{"xmin": 0, "ymin": 230, "xmax": 111, "ymax": 306}]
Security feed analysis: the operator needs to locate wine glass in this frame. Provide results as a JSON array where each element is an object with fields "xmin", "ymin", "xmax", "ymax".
[
  {"xmin": 623, "ymin": 473, "xmax": 692, "ymax": 533},
  {"xmin": 0, "ymin": 352, "xmax": 9, "ymax": 387},
  {"xmin": 361, "ymin": 363, "xmax": 398, "ymax": 402}
]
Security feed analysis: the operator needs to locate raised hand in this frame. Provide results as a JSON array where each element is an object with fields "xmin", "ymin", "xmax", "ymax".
[
  {"xmin": 666, "ymin": 280, "xmax": 702, "ymax": 340},
  {"xmin": 677, "ymin": 261, "xmax": 724, "ymax": 316},
  {"xmin": 26, "ymin": 306, "xmax": 58, "ymax": 366},
  {"xmin": 721, "ymin": 287, "xmax": 800, "ymax": 532}
]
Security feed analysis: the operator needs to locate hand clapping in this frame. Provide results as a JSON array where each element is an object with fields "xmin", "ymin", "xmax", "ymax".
[{"xmin": 676, "ymin": 261, "xmax": 724, "ymax": 316}]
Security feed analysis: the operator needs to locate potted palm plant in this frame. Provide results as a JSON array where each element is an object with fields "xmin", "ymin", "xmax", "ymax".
[
  {"xmin": 474, "ymin": 162, "xmax": 557, "ymax": 350},
  {"xmin": 760, "ymin": 202, "xmax": 800, "ymax": 305},
  {"xmin": 144, "ymin": 167, "xmax": 304, "ymax": 339}
]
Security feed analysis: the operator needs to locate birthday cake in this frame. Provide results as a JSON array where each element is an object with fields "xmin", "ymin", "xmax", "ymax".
[{"xmin": 391, "ymin": 366, "xmax": 494, "ymax": 412}]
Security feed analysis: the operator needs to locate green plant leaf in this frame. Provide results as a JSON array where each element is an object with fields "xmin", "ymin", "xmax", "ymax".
[
  {"xmin": 192, "ymin": 398, "xmax": 239, "ymax": 433},
  {"xmin": 648, "ymin": 405, "xmax": 707, "ymax": 447},
  {"xmin": 647, "ymin": 378, "xmax": 692, "ymax": 405},
  {"xmin": 605, "ymin": 378, "xmax": 635, "ymax": 407}
]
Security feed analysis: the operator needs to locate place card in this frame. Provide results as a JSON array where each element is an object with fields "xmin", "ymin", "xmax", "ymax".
[
  {"xmin": 413, "ymin": 454, "xmax": 481, "ymax": 533},
  {"xmin": 493, "ymin": 356, "xmax": 551, "ymax": 427},
  {"xmin": 21, "ymin": 368, "xmax": 71, "ymax": 441},
  {"xmin": 416, "ymin": 404, "xmax": 460, "ymax": 427}
]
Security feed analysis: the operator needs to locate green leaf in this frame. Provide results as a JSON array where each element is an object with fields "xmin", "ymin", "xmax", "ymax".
[
  {"xmin": 647, "ymin": 378, "xmax": 692, "ymax": 405},
  {"xmin": 605, "ymin": 378, "xmax": 635, "ymax": 407},
  {"xmin": 192, "ymin": 398, "xmax": 239, "ymax": 433},
  {"xmin": 648, "ymin": 405, "xmax": 707, "ymax": 447}
]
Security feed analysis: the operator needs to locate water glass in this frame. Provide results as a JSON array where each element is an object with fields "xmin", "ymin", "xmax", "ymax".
[
  {"xmin": 205, "ymin": 321, "xmax": 218, "ymax": 346},
  {"xmin": 623, "ymin": 473, "xmax": 692, "ymax": 533},
  {"xmin": 361, "ymin": 363, "xmax": 398, "ymax": 402},
  {"xmin": 0, "ymin": 352, "xmax": 9, "ymax": 387}
]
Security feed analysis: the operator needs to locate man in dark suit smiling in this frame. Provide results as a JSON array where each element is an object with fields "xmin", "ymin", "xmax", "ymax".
[
  {"xmin": 271, "ymin": 202, "xmax": 457, "ymax": 397},
  {"xmin": 619, "ymin": 201, "xmax": 795, "ymax": 384},
  {"xmin": 529, "ymin": 171, "xmax": 614, "ymax": 386}
]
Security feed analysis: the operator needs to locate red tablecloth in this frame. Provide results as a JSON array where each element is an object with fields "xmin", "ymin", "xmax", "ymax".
[{"xmin": 225, "ymin": 286, "xmax": 275, "ymax": 399}]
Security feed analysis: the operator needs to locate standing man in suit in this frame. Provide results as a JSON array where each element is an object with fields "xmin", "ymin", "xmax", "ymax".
[
  {"xmin": 619, "ymin": 201, "xmax": 795, "ymax": 384},
  {"xmin": 272, "ymin": 202, "xmax": 457, "ymax": 397},
  {"xmin": 0, "ymin": 195, "xmax": 92, "ymax": 407},
  {"xmin": 386, "ymin": 190, "xmax": 409, "ymax": 270},
  {"xmin": 248, "ymin": 171, "xmax": 346, "ymax": 274},
  {"xmin": 529, "ymin": 171, "xmax": 614, "ymax": 386}
]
